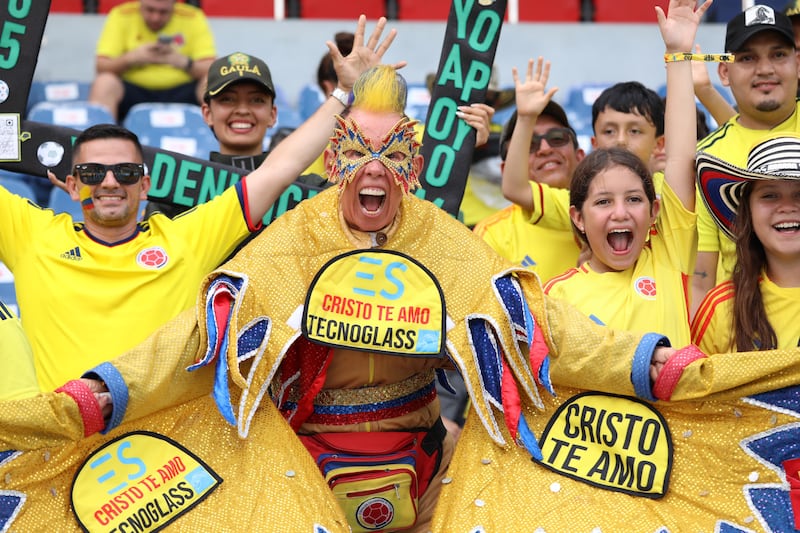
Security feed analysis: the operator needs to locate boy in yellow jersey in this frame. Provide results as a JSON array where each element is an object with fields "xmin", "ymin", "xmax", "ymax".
[{"xmin": 1, "ymin": 16, "xmax": 396, "ymax": 391}]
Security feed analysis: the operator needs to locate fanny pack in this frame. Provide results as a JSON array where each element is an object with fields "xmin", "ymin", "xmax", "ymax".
[{"xmin": 300, "ymin": 419, "xmax": 446, "ymax": 532}]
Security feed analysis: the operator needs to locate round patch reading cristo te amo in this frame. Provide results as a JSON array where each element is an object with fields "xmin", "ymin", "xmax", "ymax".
[
  {"xmin": 536, "ymin": 392, "xmax": 673, "ymax": 498},
  {"xmin": 303, "ymin": 250, "xmax": 446, "ymax": 357}
]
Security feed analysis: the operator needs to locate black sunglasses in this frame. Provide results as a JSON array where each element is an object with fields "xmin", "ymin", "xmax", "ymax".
[
  {"xmin": 530, "ymin": 127, "xmax": 574, "ymax": 153},
  {"xmin": 72, "ymin": 163, "xmax": 145, "ymax": 185}
]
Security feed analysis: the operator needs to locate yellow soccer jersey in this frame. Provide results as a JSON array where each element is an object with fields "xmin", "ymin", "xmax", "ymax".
[
  {"xmin": 96, "ymin": 1, "xmax": 216, "ymax": 90},
  {"xmin": 0, "ymin": 300, "xmax": 39, "ymax": 400},
  {"xmin": 0, "ymin": 184, "xmax": 253, "ymax": 390},
  {"xmin": 473, "ymin": 204, "xmax": 580, "ymax": 284},
  {"xmin": 692, "ymin": 273, "xmax": 800, "ymax": 353},
  {"xmin": 696, "ymin": 102, "xmax": 800, "ymax": 283},
  {"xmin": 543, "ymin": 182, "xmax": 696, "ymax": 346}
]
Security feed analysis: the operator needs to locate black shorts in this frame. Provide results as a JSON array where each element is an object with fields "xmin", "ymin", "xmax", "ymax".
[{"xmin": 119, "ymin": 80, "xmax": 199, "ymax": 122}]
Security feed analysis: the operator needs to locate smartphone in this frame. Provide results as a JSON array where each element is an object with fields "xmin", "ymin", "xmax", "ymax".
[{"xmin": 157, "ymin": 35, "xmax": 173, "ymax": 46}]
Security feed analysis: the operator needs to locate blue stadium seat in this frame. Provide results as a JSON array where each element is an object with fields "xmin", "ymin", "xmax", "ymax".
[
  {"xmin": 123, "ymin": 103, "xmax": 218, "ymax": 158},
  {"xmin": 48, "ymin": 187, "xmax": 83, "ymax": 221},
  {"xmin": 655, "ymin": 83, "xmax": 735, "ymax": 131},
  {"xmin": 493, "ymin": 104, "xmax": 516, "ymax": 128},
  {"xmin": 405, "ymin": 82, "xmax": 431, "ymax": 123},
  {"xmin": 272, "ymin": 84, "xmax": 302, "ymax": 130},
  {"xmin": 563, "ymin": 82, "xmax": 613, "ymax": 132},
  {"xmin": 0, "ymin": 171, "xmax": 38, "ymax": 202},
  {"xmin": 26, "ymin": 80, "xmax": 91, "ymax": 117},
  {"xmin": 297, "ymin": 83, "xmax": 325, "ymax": 122},
  {"xmin": 27, "ymin": 101, "xmax": 115, "ymax": 129}
]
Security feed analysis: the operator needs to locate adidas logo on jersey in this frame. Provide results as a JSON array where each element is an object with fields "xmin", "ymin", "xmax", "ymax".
[
  {"xmin": 61, "ymin": 246, "xmax": 82, "ymax": 261},
  {"xmin": 521, "ymin": 255, "xmax": 536, "ymax": 267}
]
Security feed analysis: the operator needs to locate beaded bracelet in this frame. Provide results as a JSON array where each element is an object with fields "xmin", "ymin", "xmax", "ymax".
[{"xmin": 664, "ymin": 52, "xmax": 734, "ymax": 63}]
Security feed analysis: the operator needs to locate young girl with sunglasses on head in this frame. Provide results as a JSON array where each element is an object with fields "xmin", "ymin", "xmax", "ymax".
[
  {"xmin": 536, "ymin": 0, "xmax": 707, "ymax": 347},
  {"xmin": 692, "ymin": 134, "xmax": 800, "ymax": 353}
]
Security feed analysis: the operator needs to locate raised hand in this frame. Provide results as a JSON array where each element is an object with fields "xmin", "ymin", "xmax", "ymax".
[
  {"xmin": 456, "ymin": 103, "xmax": 496, "ymax": 147},
  {"xmin": 329, "ymin": 15, "xmax": 405, "ymax": 92},
  {"xmin": 511, "ymin": 57, "xmax": 558, "ymax": 120},
  {"xmin": 656, "ymin": 0, "xmax": 712, "ymax": 53}
]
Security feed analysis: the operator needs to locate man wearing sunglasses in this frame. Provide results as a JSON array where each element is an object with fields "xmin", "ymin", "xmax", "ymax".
[
  {"xmin": 0, "ymin": 16, "xmax": 396, "ymax": 391},
  {"xmin": 475, "ymin": 99, "xmax": 585, "ymax": 284}
]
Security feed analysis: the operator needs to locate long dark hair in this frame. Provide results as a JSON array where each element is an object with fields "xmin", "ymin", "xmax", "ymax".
[{"xmin": 731, "ymin": 181, "xmax": 777, "ymax": 351}]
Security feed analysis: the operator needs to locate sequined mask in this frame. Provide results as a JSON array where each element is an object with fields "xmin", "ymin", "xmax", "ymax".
[{"xmin": 327, "ymin": 115, "xmax": 421, "ymax": 194}]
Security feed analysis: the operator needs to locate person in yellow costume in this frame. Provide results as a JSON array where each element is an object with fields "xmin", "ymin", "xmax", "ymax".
[{"xmin": 0, "ymin": 62, "xmax": 689, "ymax": 532}]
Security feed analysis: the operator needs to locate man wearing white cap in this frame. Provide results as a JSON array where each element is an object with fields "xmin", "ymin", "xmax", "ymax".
[{"xmin": 693, "ymin": 3, "xmax": 800, "ymax": 316}]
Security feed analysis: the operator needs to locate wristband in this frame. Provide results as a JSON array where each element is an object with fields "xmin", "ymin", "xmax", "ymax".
[
  {"xmin": 184, "ymin": 57, "xmax": 194, "ymax": 71},
  {"xmin": 330, "ymin": 87, "xmax": 353, "ymax": 107},
  {"xmin": 664, "ymin": 52, "xmax": 734, "ymax": 63}
]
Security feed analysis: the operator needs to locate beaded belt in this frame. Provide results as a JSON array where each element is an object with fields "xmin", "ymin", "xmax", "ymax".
[{"xmin": 287, "ymin": 369, "xmax": 438, "ymax": 426}]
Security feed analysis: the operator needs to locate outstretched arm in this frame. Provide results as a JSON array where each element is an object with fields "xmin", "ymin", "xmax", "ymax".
[
  {"xmin": 501, "ymin": 57, "xmax": 558, "ymax": 212},
  {"xmin": 656, "ymin": 0, "xmax": 711, "ymax": 211},
  {"xmin": 691, "ymin": 44, "xmax": 736, "ymax": 128},
  {"xmin": 245, "ymin": 15, "xmax": 403, "ymax": 221}
]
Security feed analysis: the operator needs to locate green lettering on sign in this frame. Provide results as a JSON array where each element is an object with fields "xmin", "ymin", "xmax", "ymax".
[
  {"xmin": 150, "ymin": 154, "xmax": 177, "ymax": 199},
  {"xmin": 174, "ymin": 160, "xmax": 203, "ymax": 207}
]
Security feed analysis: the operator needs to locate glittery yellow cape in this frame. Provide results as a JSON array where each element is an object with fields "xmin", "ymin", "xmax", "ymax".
[
  {"xmin": 433, "ymin": 349, "xmax": 800, "ymax": 532},
  {"xmin": 0, "ymin": 311, "xmax": 349, "ymax": 532}
]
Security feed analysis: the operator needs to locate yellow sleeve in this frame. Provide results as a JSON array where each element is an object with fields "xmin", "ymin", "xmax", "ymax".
[
  {"xmin": 696, "ymin": 194, "xmax": 721, "ymax": 254},
  {"xmin": 101, "ymin": 308, "xmax": 215, "ymax": 428},
  {"xmin": 526, "ymin": 181, "xmax": 572, "ymax": 231},
  {"xmin": 0, "ymin": 304, "xmax": 40, "ymax": 401},
  {"xmin": 666, "ymin": 347, "xmax": 800, "ymax": 402}
]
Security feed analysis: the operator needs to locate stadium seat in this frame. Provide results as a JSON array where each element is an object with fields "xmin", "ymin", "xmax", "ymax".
[
  {"xmin": 123, "ymin": 103, "xmax": 218, "ymax": 158},
  {"xmin": 405, "ymin": 82, "xmax": 431, "ymax": 123},
  {"xmin": 97, "ymin": 0, "xmax": 135, "ymax": 13},
  {"xmin": 592, "ymin": 0, "xmax": 668, "ymax": 22},
  {"xmin": 26, "ymin": 80, "xmax": 91, "ymax": 117},
  {"xmin": 48, "ymin": 187, "xmax": 84, "ymax": 221},
  {"xmin": 563, "ymin": 82, "xmax": 613, "ymax": 132},
  {"xmin": 655, "ymin": 82, "xmax": 735, "ymax": 130},
  {"xmin": 518, "ymin": 0, "xmax": 580, "ymax": 22},
  {"xmin": 27, "ymin": 101, "xmax": 115, "ymax": 129},
  {"xmin": 297, "ymin": 83, "xmax": 325, "ymax": 122},
  {"xmin": 300, "ymin": 0, "xmax": 385, "ymax": 19},
  {"xmin": 272, "ymin": 84, "xmax": 302, "ymax": 130},
  {"xmin": 201, "ymin": 0, "xmax": 273, "ymax": 17},
  {"xmin": 0, "ymin": 172, "xmax": 38, "ymax": 203},
  {"xmin": 398, "ymin": 0, "xmax": 450, "ymax": 20},
  {"xmin": 50, "ymin": 0, "xmax": 84, "ymax": 13}
]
